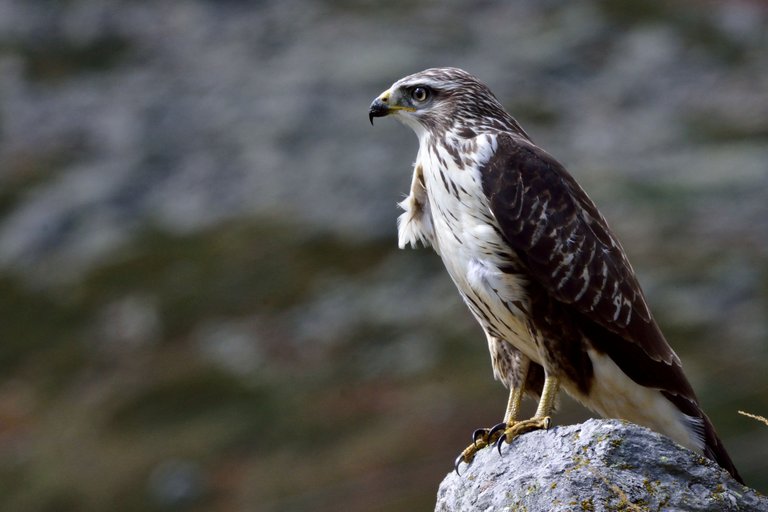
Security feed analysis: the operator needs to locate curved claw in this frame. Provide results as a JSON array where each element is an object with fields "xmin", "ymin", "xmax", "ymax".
[
  {"xmin": 454, "ymin": 454, "xmax": 464, "ymax": 476},
  {"xmin": 495, "ymin": 432, "xmax": 506, "ymax": 455},
  {"xmin": 472, "ymin": 428, "xmax": 489, "ymax": 445},
  {"xmin": 488, "ymin": 422, "xmax": 507, "ymax": 440}
]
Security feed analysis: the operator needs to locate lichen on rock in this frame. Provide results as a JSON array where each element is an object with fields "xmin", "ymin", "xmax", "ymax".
[{"xmin": 436, "ymin": 419, "xmax": 766, "ymax": 512}]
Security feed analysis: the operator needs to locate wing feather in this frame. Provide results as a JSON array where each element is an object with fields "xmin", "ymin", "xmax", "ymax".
[
  {"xmin": 479, "ymin": 135, "xmax": 743, "ymax": 482},
  {"xmin": 480, "ymin": 134, "xmax": 685, "ymax": 382}
]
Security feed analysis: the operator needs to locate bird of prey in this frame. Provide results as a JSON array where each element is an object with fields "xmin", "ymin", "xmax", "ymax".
[{"xmin": 368, "ymin": 67, "xmax": 742, "ymax": 483}]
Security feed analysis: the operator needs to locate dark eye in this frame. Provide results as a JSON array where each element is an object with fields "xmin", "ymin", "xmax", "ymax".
[{"xmin": 411, "ymin": 86, "xmax": 429, "ymax": 102}]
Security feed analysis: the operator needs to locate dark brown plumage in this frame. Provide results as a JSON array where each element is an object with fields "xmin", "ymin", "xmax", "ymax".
[{"xmin": 482, "ymin": 133, "xmax": 740, "ymax": 480}]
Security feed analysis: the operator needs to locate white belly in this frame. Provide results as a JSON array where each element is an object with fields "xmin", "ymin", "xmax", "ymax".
[{"xmin": 419, "ymin": 140, "xmax": 540, "ymax": 363}]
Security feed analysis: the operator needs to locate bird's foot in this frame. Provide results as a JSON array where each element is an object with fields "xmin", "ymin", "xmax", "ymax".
[
  {"xmin": 454, "ymin": 426, "xmax": 501, "ymax": 474},
  {"xmin": 492, "ymin": 416, "xmax": 551, "ymax": 454},
  {"xmin": 453, "ymin": 417, "xmax": 552, "ymax": 474}
]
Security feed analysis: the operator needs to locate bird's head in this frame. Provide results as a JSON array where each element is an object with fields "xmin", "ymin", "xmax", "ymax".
[{"xmin": 368, "ymin": 67, "xmax": 513, "ymax": 138}]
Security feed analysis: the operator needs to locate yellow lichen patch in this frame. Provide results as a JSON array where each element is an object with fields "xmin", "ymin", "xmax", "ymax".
[
  {"xmin": 711, "ymin": 483, "xmax": 726, "ymax": 502},
  {"xmin": 641, "ymin": 478, "xmax": 663, "ymax": 499},
  {"xmin": 586, "ymin": 465, "xmax": 649, "ymax": 512},
  {"xmin": 565, "ymin": 455, "xmax": 592, "ymax": 473}
]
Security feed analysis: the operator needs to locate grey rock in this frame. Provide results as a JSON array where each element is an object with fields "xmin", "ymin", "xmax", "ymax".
[{"xmin": 436, "ymin": 419, "xmax": 766, "ymax": 511}]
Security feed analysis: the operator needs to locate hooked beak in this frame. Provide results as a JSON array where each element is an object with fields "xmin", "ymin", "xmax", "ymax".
[
  {"xmin": 368, "ymin": 90, "xmax": 392, "ymax": 125},
  {"xmin": 368, "ymin": 88, "xmax": 415, "ymax": 125}
]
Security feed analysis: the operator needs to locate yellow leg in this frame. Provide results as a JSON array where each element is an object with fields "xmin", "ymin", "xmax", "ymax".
[
  {"xmin": 503, "ymin": 358, "xmax": 530, "ymax": 423},
  {"xmin": 497, "ymin": 374, "xmax": 559, "ymax": 445},
  {"xmin": 502, "ymin": 384, "xmax": 525, "ymax": 424},
  {"xmin": 534, "ymin": 373, "xmax": 560, "ymax": 419}
]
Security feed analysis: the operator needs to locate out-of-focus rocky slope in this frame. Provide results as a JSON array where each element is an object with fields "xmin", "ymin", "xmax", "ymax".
[{"xmin": 0, "ymin": 1, "xmax": 766, "ymax": 510}]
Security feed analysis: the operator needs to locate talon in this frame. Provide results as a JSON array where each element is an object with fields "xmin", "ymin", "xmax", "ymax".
[
  {"xmin": 472, "ymin": 428, "xmax": 488, "ymax": 445},
  {"xmin": 456, "ymin": 418, "xmax": 550, "ymax": 473},
  {"xmin": 455, "ymin": 426, "xmax": 494, "ymax": 474},
  {"xmin": 488, "ymin": 422, "xmax": 507, "ymax": 440},
  {"xmin": 495, "ymin": 433, "xmax": 506, "ymax": 455},
  {"xmin": 454, "ymin": 444, "xmax": 478, "ymax": 474},
  {"xmin": 454, "ymin": 454, "xmax": 464, "ymax": 475}
]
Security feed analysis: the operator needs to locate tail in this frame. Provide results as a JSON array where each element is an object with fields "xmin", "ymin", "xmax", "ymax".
[
  {"xmin": 663, "ymin": 391, "xmax": 743, "ymax": 484},
  {"xmin": 701, "ymin": 413, "xmax": 744, "ymax": 484}
]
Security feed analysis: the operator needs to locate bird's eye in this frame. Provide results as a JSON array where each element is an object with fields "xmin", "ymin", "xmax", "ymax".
[{"xmin": 411, "ymin": 87, "xmax": 429, "ymax": 102}]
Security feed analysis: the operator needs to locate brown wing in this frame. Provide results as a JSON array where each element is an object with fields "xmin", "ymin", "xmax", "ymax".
[
  {"xmin": 479, "ymin": 133, "xmax": 704, "ymax": 398},
  {"xmin": 480, "ymin": 134, "xmax": 743, "ymax": 483}
]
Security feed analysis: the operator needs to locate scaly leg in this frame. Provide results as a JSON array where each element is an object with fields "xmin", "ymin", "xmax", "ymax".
[
  {"xmin": 492, "ymin": 373, "xmax": 560, "ymax": 452},
  {"xmin": 503, "ymin": 375, "xmax": 526, "ymax": 423}
]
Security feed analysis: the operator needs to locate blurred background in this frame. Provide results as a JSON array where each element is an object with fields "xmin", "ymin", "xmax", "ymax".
[{"xmin": 0, "ymin": 0, "xmax": 766, "ymax": 510}]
